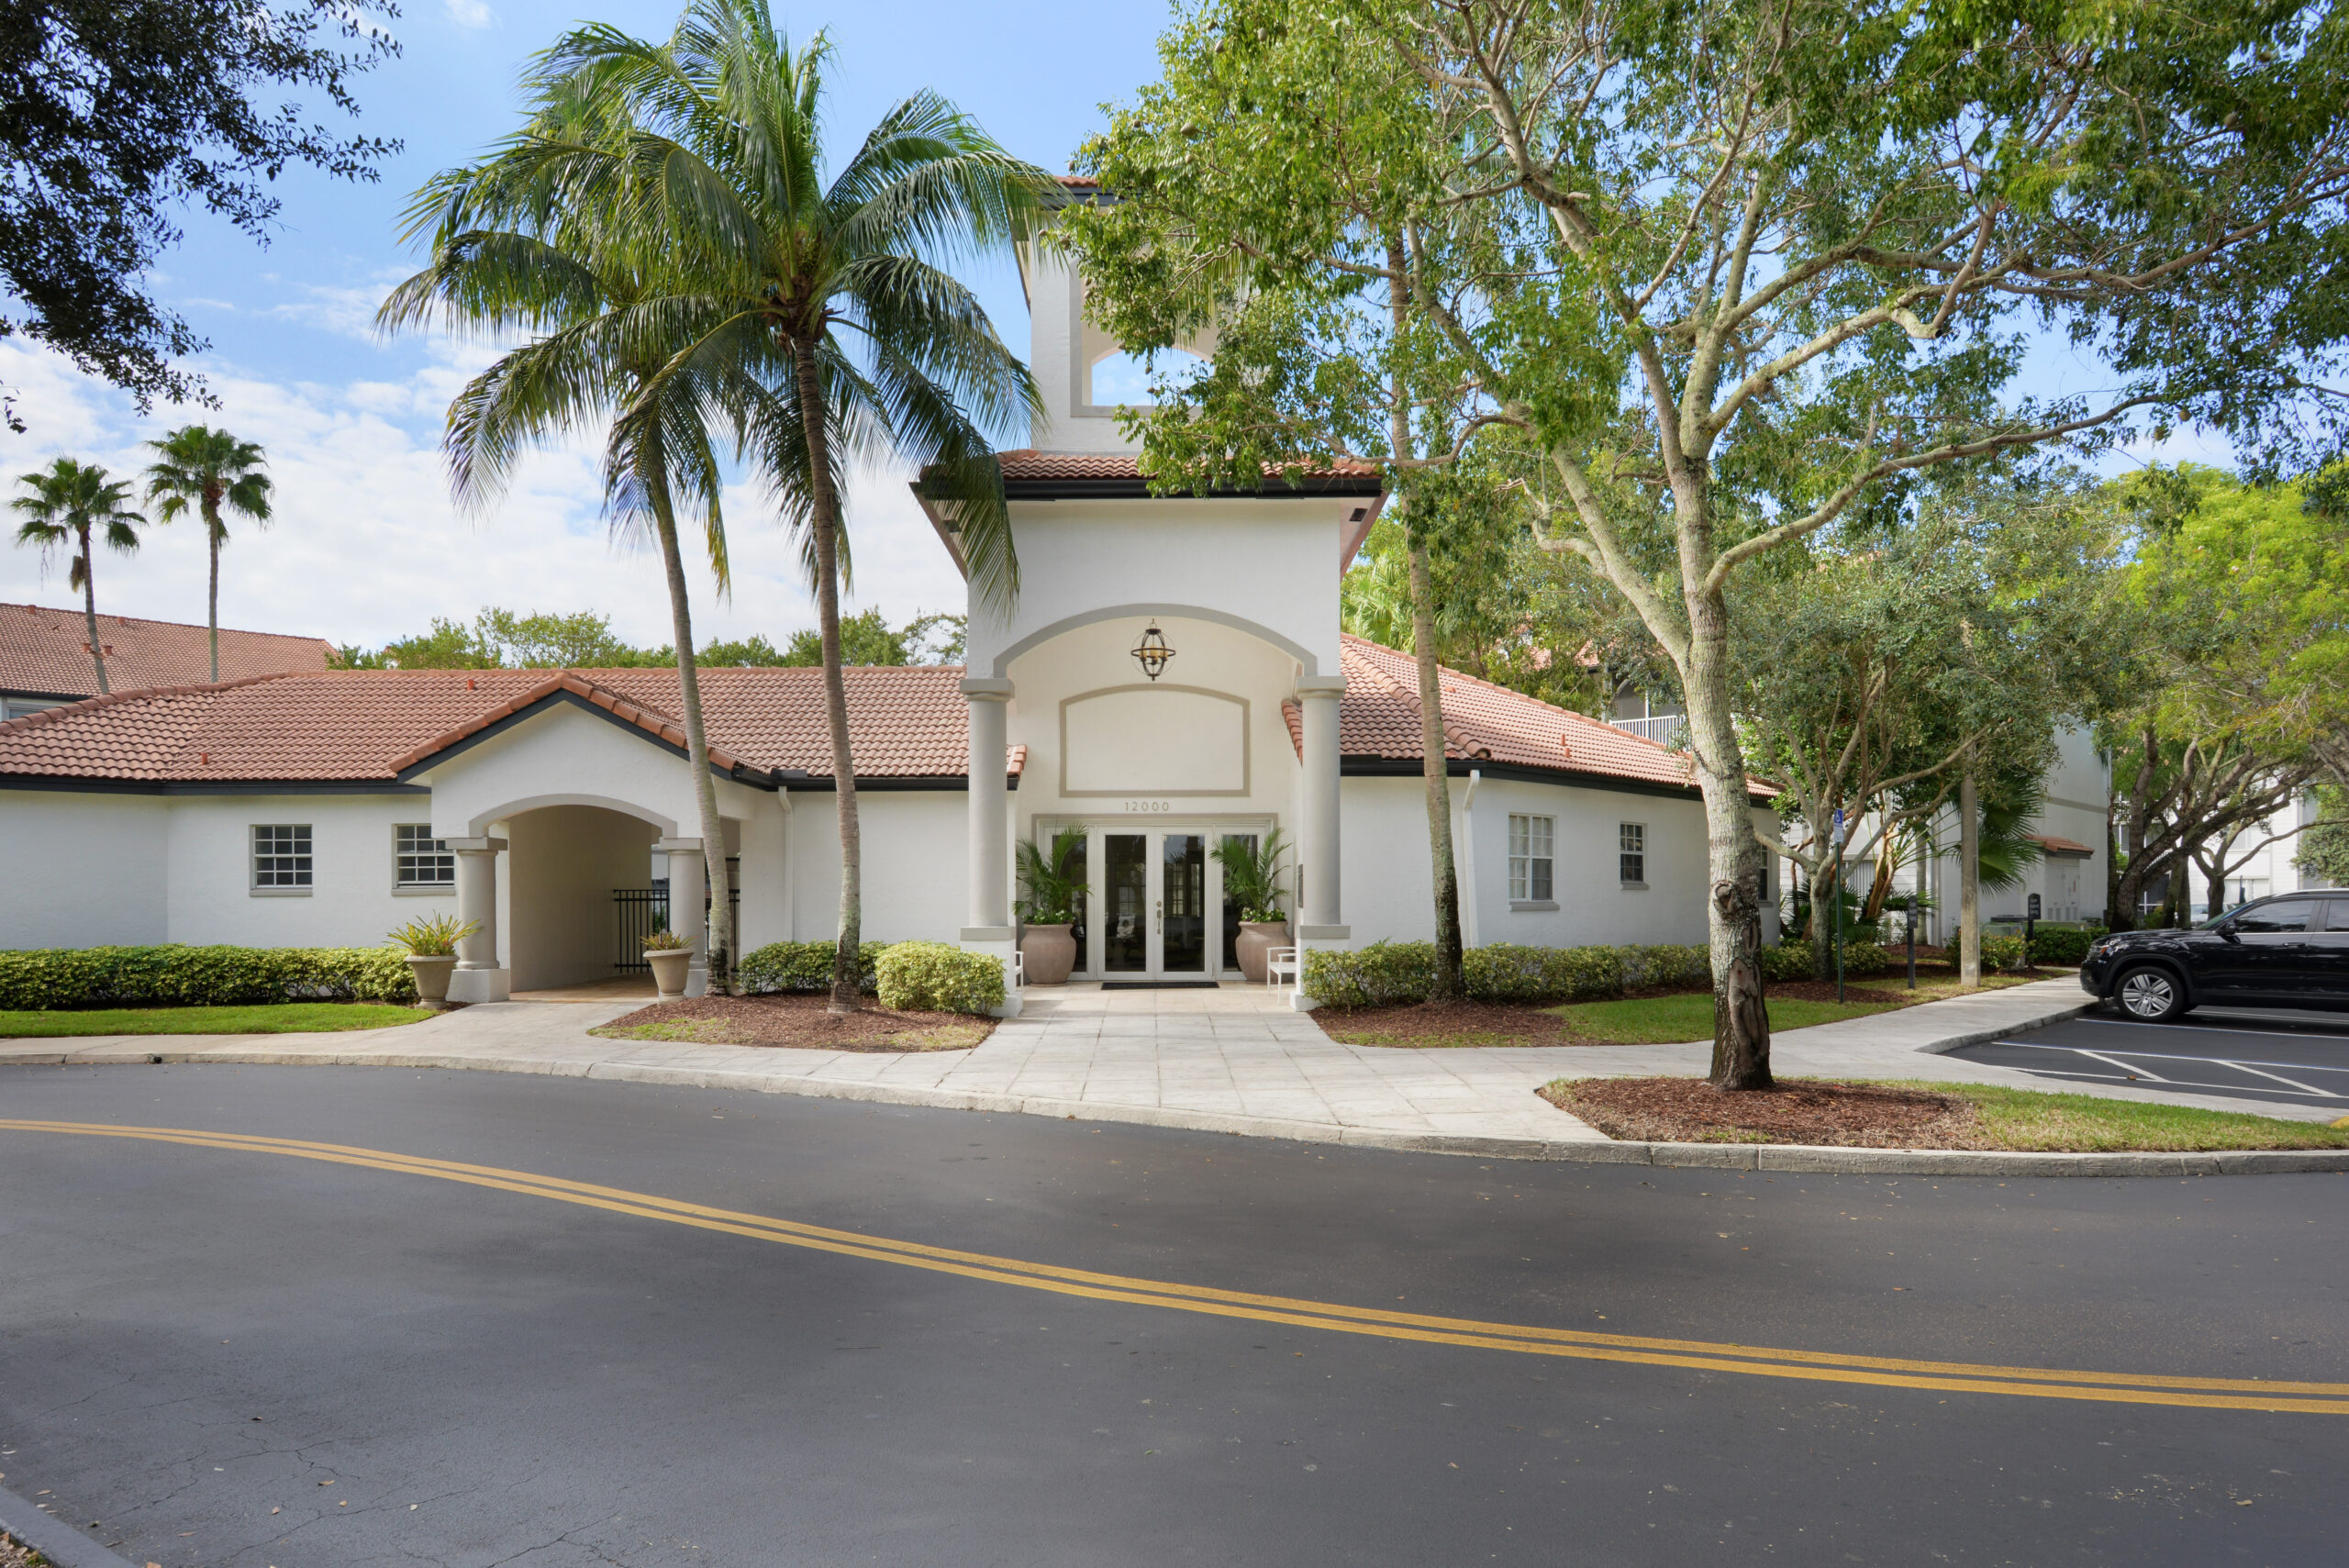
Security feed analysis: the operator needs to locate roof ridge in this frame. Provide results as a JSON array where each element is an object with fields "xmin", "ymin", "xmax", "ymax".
[{"xmin": 0, "ymin": 669, "xmax": 301, "ymax": 736}]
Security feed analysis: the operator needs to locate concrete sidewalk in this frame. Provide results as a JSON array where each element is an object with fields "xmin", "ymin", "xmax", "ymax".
[{"xmin": 13, "ymin": 972, "xmax": 2341, "ymax": 1160}]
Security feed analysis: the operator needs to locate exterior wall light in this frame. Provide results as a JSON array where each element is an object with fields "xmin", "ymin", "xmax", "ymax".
[{"xmin": 1131, "ymin": 623, "xmax": 1175, "ymax": 682}]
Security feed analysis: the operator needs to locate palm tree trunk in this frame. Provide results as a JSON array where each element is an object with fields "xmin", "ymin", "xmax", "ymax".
[
  {"xmin": 651, "ymin": 499, "xmax": 735, "ymax": 995},
  {"xmin": 1407, "ymin": 522, "xmax": 1466, "ymax": 1000},
  {"xmin": 1959, "ymin": 768, "xmax": 1982, "ymax": 987},
  {"xmin": 206, "ymin": 522, "xmax": 221, "ymax": 684},
  {"xmin": 78, "ymin": 525, "xmax": 106, "ymax": 695},
  {"xmin": 796, "ymin": 351, "xmax": 861, "ymax": 1013}
]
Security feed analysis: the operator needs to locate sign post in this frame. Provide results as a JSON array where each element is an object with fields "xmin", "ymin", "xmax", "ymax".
[{"xmin": 1830, "ymin": 809, "xmax": 1847, "ymax": 1004}]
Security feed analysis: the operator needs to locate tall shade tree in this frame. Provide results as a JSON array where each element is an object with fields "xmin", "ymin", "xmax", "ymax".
[
  {"xmin": 378, "ymin": 72, "xmax": 745, "ymax": 989},
  {"xmin": 1193, "ymin": 0, "xmax": 2349, "ymax": 1087},
  {"xmin": 534, "ymin": 0, "xmax": 1049, "ymax": 1010},
  {"xmin": 10, "ymin": 457, "xmax": 145, "ymax": 693},
  {"xmin": 143, "ymin": 425, "xmax": 273, "ymax": 683}
]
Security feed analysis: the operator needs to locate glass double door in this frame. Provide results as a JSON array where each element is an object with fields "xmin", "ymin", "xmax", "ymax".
[{"xmin": 1101, "ymin": 830, "xmax": 1211, "ymax": 976}]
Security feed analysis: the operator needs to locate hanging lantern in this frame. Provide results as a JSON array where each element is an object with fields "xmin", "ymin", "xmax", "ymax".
[{"xmin": 1131, "ymin": 623, "xmax": 1175, "ymax": 682}]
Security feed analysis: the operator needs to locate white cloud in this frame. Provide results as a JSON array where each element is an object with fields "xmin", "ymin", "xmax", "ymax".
[
  {"xmin": 444, "ymin": 0, "xmax": 494, "ymax": 29},
  {"xmin": 0, "ymin": 341, "xmax": 972, "ymax": 655}
]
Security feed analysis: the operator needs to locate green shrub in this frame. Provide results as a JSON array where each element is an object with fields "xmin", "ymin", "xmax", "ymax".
[
  {"xmin": 1759, "ymin": 943, "xmax": 1816, "ymax": 983},
  {"xmin": 0, "ymin": 944, "xmax": 417, "ymax": 1010},
  {"xmin": 736, "ymin": 940, "xmax": 893, "ymax": 995},
  {"xmin": 874, "ymin": 941, "xmax": 1005, "ymax": 1016},
  {"xmin": 1307, "ymin": 940, "xmax": 1715, "ymax": 1007},
  {"xmin": 2022, "ymin": 924, "xmax": 2104, "ymax": 966},
  {"xmin": 1840, "ymin": 940, "xmax": 1893, "ymax": 978},
  {"xmin": 1979, "ymin": 933, "xmax": 2029, "ymax": 972}
]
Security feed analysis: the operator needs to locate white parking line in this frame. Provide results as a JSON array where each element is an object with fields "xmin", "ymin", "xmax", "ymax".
[
  {"xmin": 2075, "ymin": 1017, "xmax": 2349, "ymax": 1046},
  {"xmin": 2221, "ymin": 1062, "xmax": 2342, "ymax": 1098},
  {"xmin": 2074, "ymin": 1048, "xmax": 2170, "ymax": 1082},
  {"xmin": 1998, "ymin": 1062, "xmax": 2325, "ymax": 1099},
  {"xmin": 1988, "ymin": 1040, "xmax": 2349, "ymax": 1076}
]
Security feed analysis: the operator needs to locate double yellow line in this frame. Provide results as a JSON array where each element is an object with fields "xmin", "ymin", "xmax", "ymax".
[{"xmin": 7, "ymin": 1117, "xmax": 2345, "ymax": 1416}]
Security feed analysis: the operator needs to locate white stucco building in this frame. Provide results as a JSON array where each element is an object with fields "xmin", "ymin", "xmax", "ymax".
[{"xmin": 0, "ymin": 237, "xmax": 1780, "ymax": 1009}]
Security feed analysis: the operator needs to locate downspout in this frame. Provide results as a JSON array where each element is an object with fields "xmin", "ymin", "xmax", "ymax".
[{"xmin": 1456, "ymin": 769, "xmax": 1482, "ymax": 949}]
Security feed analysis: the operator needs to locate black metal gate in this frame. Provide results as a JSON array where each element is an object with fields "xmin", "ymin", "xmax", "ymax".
[{"xmin": 612, "ymin": 884, "xmax": 742, "ymax": 973}]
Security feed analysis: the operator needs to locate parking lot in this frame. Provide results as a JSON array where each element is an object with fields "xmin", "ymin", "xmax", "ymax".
[{"xmin": 1954, "ymin": 1005, "xmax": 2349, "ymax": 1112}]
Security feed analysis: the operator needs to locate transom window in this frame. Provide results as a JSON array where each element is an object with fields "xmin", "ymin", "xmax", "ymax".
[
  {"xmin": 395, "ymin": 825, "xmax": 454, "ymax": 887},
  {"xmin": 251, "ymin": 824, "xmax": 312, "ymax": 888},
  {"xmin": 1508, "ymin": 814, "xmax": 1554, "ymax": 902},
  {"xmin": 1619, "ymin": 822, "xmax": 1647, "ymax": 885}
]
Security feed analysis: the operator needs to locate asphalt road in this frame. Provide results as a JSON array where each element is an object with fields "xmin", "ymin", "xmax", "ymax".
[
  {"xmin": 2, "ymin": 1063, "xmax": 2345, "ymax": 1568},
  {"xmin": 1953, "ymin": 1006, "xmax": 2349, "ymax": 1113}
]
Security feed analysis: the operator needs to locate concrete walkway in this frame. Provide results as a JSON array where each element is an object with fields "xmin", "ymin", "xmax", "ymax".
[{"xmin": 16, "ymin": 973, "xmax": 2340, "ymax": 1160}]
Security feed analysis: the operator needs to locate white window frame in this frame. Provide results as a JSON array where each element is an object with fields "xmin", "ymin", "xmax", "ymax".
[
  {"xmin": 1508, "ymin": 814, "xmax": 1555, "ymax": 906},
  {"xmin": 250, "ymin": 823, "xmax": 313, "ymax": 895},
  {"xmin": 393, "ymin": 824, "xmax": 455, "ymax": 894},
  {"xmin": 1619, "ymin": 821, "xmax": 1648, "ymax": 888}
]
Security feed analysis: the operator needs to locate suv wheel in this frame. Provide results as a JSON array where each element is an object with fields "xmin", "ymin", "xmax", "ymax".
[{"xmin": 2115, "ymin": 966, "xmax": 2189, "ymax": 1022}]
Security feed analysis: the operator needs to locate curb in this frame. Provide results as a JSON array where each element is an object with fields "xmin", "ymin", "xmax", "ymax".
[
  {"xmin": 20, "ymin": 1042, "xmax": 2349, "ymax": 1177},
  {"xmin": 0, "ymin": 1481, "xmax": 141, "ymax": 1568},
  {"xmin": 1908, "ymin": 995, "xmax": 2098, "ymax": 1054}
]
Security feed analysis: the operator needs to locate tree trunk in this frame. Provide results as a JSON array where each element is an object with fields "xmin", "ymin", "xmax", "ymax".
[
  {"xmin": 2203, "ymin": 854, "xmax": 2227, "ymax": 923},
  {"xmin": 1959, "ymin": 769, "xmax": 1982, "ymax": 987},
  {"xmin": 78, "ymin": 526, "xmax": 106, "ymax": 695},
  {"xmin": 1407, "ymin": 520, "xmax": 1466, "ymax": 999},
  {"xmin": 1386, "ymin": 238, "xmax": 1465, "ymax": 1001},
  {"xmin": 204, "ymin": 497, "xmax": 221, "ymax": 684},
  {"xmin": 1807, "ymin": 846, "xmax": 1836, "ymax": 984},
  {"xmin": 1685, "ymin": 583, "xmax": 1770, "ymax": 1089},
  {"xmin": 796, "ymin": 350, "xmax": 862, "ymax": 1013},
  {"xmin": 651, "ymin": 495, "xmax": 735, "ymax": 996}
]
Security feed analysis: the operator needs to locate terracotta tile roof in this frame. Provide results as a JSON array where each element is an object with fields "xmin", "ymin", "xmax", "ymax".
[
  {"xmin": 2031, "ymin": 833, "xmax": 2097, "ymax": 857},
  {"xmin": 0, "ymin": 666, "xmax": 990, "ymax": 785},
  {"xmin": 0, "ymin": 602, "xmax": 331, "ymax": 699},
  {"xmin": 1335, "ymin": 636, "xmax": 1772, "ymax": 799}
]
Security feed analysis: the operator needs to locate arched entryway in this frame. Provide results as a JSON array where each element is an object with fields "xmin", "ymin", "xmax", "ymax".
[{"xmin": 503, "ymin": 803, "xmax": 661, "ymax": 993}]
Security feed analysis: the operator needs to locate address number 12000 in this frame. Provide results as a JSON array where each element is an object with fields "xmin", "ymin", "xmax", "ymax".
[{"xmin": 1122, "ymin": 800, "xmax": 1174, "ymax": 814}]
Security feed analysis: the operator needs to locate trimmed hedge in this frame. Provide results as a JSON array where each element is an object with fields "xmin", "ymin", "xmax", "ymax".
[
  {"xmin": 2020, "ymin": 924, "xmax": 2104, "ymax": 967},
  {"xmin": 1304, "ymin": 940, "xmax": 1716, "ymax": 1008},
  {"xmin": 0, "ymin": 944, "xmax": 417, "ymax": 1011},
  {"xmin": 1759, "ymin": 944, "xmax": 1816, "ymax": 984},
  {"xmin": 874, "ymin": 941, "xmax": 1006, "ymax": 1016},
  {"xmin": 736, "ymin": 940, "xmax": 895, "ymax": 995}
]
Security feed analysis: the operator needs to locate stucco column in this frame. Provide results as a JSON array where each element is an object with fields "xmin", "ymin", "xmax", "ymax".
[
  {"xmin": 658, "ymin": 836, "xmax": 709, "ymax": 998},
  {"xmin": 446, "ymin": 837, "xmax": 508, "ymax": 1004},
  {"xmin": 959, "ymin": 677, "xmax": 1020, "ymax": 1018},
  {"xmin": 1295, "ymin": 675, "xmax": 1348, "ymax": 1012}
]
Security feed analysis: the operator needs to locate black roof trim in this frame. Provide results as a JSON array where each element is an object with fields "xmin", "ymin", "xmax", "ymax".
[{"xmin": 1, "ymin": 774, "xmax": 429, "ymax": 796}]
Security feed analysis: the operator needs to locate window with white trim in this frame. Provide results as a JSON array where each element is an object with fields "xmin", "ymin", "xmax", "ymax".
[
  {"xmin": 1508, "ymin": 814, "xmax": 1554, "ymax": 902},
  {"xmin": 395, "ymin": 825, "xmax": 454, "ymax": 887},
  {"xmin": 251, "ymin": 824, "xmax": 312, "ymax": 888},
  {"xmin": 1619, "ymin": 822, "xmax": 1647, "ymax": 885}
]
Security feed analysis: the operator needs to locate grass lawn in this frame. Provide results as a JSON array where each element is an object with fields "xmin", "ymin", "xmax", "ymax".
[
  {"xmin": 1887, "ymin": 1080, "xmax": 2349, "ymax": 1151},
  {"xmin": 0, "ymin": 1003, "xmax": 430, "ymax": 1038},
  {"xmin": 1543, "ymin": 970, "xmax": 2054, "ymax": 1046}
]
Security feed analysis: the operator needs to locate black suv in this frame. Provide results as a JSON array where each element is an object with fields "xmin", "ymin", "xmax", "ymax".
[{"xmin": 2080, "ymin": 893, "xmax": 2349, "ymax": 1021}]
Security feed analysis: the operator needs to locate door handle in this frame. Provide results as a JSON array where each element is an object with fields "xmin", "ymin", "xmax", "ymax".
[{"xmin": 1155, "ymin": 898, "xmax": 1162, "ymax": 935}]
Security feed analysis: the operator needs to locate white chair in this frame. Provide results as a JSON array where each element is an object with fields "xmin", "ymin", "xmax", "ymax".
[{"xmin": 1265, "ymin": 945, "xmax": 1301, "ymax": 993}]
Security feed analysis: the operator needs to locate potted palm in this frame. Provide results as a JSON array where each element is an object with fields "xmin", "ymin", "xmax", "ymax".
[
  {"xmin": 643, "ymin": 927, "xmax": 694, "ymax": 1000},
  {"xmin": 1213, "ymin": 830, "xmax": 1291, "ymax": 983},
  {"xmin": 386, "ymin": 912, "xmax": 481, "ymax": 1009},
  {"xmin": 1015, "ymin": 826, "xmax": 1086, "ymax": 986}
]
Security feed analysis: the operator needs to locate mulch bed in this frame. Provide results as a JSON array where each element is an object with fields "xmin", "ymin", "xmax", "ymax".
[
  {"xmin": 594, "ymin": 993, "xmax": 992, "ymax": 1052},
  {"xmin": 1544, "ymin": 1075, "xmax": 1988, "ymax": 1148},
  {"xmin": 1317, "ymin": 999, "xmax": 1609, "ymax": 1047}
]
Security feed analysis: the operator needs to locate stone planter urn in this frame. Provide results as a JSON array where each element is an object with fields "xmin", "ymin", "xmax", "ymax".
[
  {"xmin": 406, "ymin": 954, "xmax": 458, "ymax": 1008},
  {"xmin": 1235, "ymin": 920, "xmax": 1290, "ymax": 984},
  {"xmin": 646, "ymin": 948, "xmax": 693, "ymax": 1001},
  {"xmin": 1020, "ymin": 923, "xmax": 1077, "ymax": 986}
]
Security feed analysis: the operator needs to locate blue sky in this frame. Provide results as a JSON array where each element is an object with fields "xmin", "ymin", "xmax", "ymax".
[{"xmin": 0, "ymin": 0, "xmax": 1170, "ymax": 651}]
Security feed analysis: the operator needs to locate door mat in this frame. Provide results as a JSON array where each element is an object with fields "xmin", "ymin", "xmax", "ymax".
[{"xmin": 1098, "ymin": 980, "xmax": 1223, "ymax": 990}]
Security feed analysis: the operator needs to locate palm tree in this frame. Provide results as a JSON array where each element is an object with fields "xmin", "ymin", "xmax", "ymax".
[
  {"xmin": 528, "ymin": 0, "xmax": 1049, "ymax": 1010},
  {"xmin": 377, "ymin": 75, "xmax": 743, "ymax": 988},
  {"xmin": 143, "ymin": 426, "xmax": 273, "ymax": 683},
  {"xmin": 11, "ymin": 458, "xmax": 146, "ymax": 695}
]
